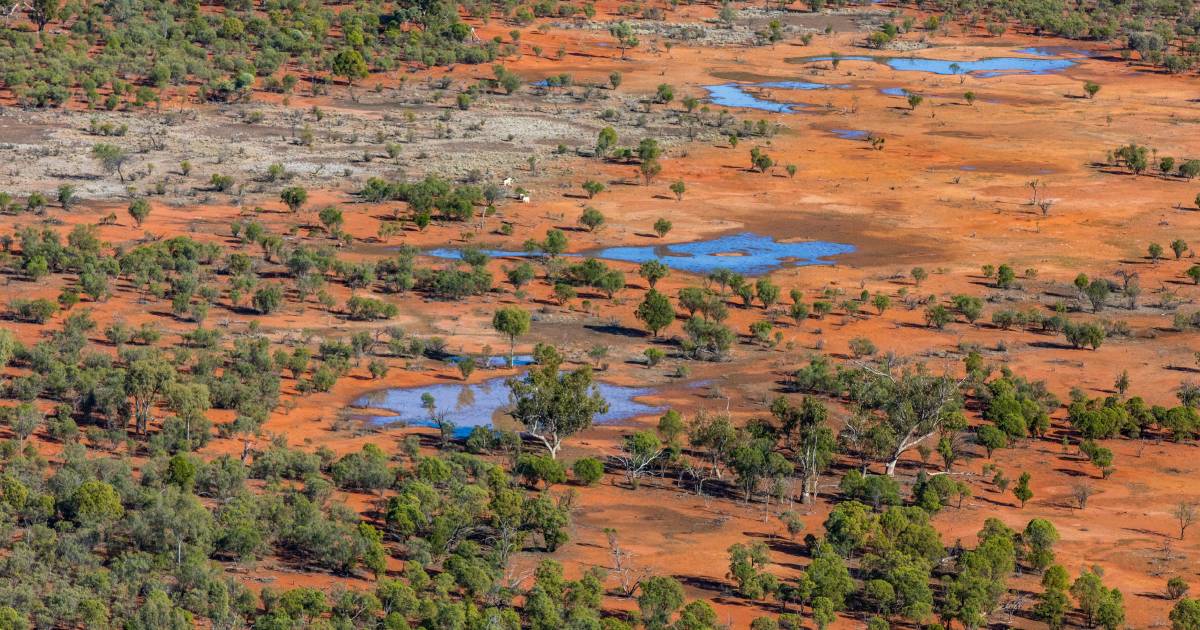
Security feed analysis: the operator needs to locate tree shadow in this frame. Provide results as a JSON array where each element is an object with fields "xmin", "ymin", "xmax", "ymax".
[{"xmin": 584, "ymin": 323, "xmax": 647, "ymax": 338}]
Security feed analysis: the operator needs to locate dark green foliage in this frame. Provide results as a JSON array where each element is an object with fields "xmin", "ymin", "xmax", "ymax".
[
  {"xmin": 636, "ymin": 289, "xmax": 675, "ymax": 337},
  {"xmin": 508, "ymin": 350, "xmax": 609, "ymax": 458},
  {"xmin": 515, "ymin": 454, "xmax": 567, "ymax": 489},
  {"xmin": 939, "ymin": 519, "xmax": 1018, "ymax": 628},
  {"xmin": 838, "ymin": 470, "xmax": 900, "ymax": 509},
  {"xmin": 331, "ymin": 444, "xmax": 393, "ymax": 491},
  {"xmin": 572, "ymin": 457, "xmax": 604, "ymax": 486},
  {"xmin": 345, "ymin": 295, "xmax": 399, "ymax": 321},
  {"xmin": 1067, "ymin": 393, "xmax": 1162, "ymax": 439}
]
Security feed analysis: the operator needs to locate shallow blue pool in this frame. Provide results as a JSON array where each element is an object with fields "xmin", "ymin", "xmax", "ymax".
[
  {"xmin": 797, "ymin": 55, "xmax": 1074, "ymax": 76},
  {"xmin": 830, "ymin": 129, "xmax": 869, "ymax": 140},
  {"xmin": 703, "ymin": 80, "xmax": 847, "ymax": 112},
  {"xmin": 354, "ymin": 377, "xmax": 664, "ymax": 436},
  {"xmin": 427, "ymin": 233, "xmax": 854, "ymax": 275},
  {"xmin": 426, "ymin": 247, "xmax": 544, "ymax": 260},
  {"xmin": 1014, "ymin": 46, "xmax": 1091, "ymax": 57},
  {"xmin": 704, "ymin": 83, "xmax": 799, "ymax": 113},
  {"xmin": 447, "ymin": 354, "xmax": 536, "ymax": 368},
  {"xmin": 597, "ymin": 232, "xmax": 854, "ymax": 276}
]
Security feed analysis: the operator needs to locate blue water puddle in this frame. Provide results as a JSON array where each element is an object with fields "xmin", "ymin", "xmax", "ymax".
[
  {"xmin": 960, "ymin": 165, "xmax": 978, "ymax": 171},
  {"xmin": 1014, "ymin": 46, "xmax": 1091, "ymax": 57},
  {"xmin": 797, "ymin": 55, "xmax": 1074, "ymax": 76},
  {"xmin": 892, "ymin": 57, "xmax": 1074, "ymax": 75},
  {"xmin": 447, "ymin": 355, "xmax": 536, "ymax": 368},
  {"xmin": 426, "ymin": 247, "xmax": 545, "ymax": 261},
  {"xmin": 830, "ymin": 129, "xmax": 869, "ymax": 140},
  {"xmin": 880, "ymin": 87, "xmax": 907, "ymax": 96},
  {"xmin": 597, "ymin": 232, "xmax": 854, "ymax": 276},
  {"xmin": 354, "ymin": 377, "xmax": 664, "ymax": 436},
  {"xmin": 427, "ymin": 233, "xmax": 854, "ymax": 276},
  {"xmin": 755, "ymin": 80, "xmax": 852, "ymax": 89},
  {"xmin": 703, "ymin": 81, "xmax": 847, "ymax": 113}
]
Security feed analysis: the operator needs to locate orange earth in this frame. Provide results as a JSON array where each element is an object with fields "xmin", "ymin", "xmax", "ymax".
[{"xmin": 5, "ymin": 0, "xmax": 1200, "ymax": 627}]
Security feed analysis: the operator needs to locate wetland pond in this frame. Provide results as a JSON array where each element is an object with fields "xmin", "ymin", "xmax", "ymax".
[
  {"xmin": 790, "ymin": 54, "xmax": 1075, "ymax": 76},
  {"xmin": 703, "ymin": 81, "xmax": 849, "ymax": 113},
  {"xmin": 353, "ymin": 377, "xmax": 665, "ymax": 436},
  {"xmin": 427, "ymin": 232, "xmax": 854, "ymax": 276},
  {"xmin": 709, "ymin": 54, "xmax": 1075, "ymax": 111}
]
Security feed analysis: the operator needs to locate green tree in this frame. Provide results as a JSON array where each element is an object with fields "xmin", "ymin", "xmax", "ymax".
[
  {"xmin": 771, "ymin": 396, "xmax": 835, "ymax": 504},
  {"xmin": 456, "ymin": 356, "xmax": 475, "ymax": 381},
  {"xmin": 579, "ymin": 207, "xmax": 605, "ymax": 232},
  {"xmin": 281, "ymin": 186, "xmax": 308, "ymax": 212},
  {"xmin": 1171, "ymin": 598, "xmax": 1200, "ymax": 630},
  {"xmin": 92, "ymin": 143, "xmax": 129, "ymax": 182},
  {"xmin": 508, "ymin": 351, "xmax": 608, "ymax": 458},
  {"xmin": 127, "ymin": 356, "xmax": 175, "ymax": 434},
  {"xmin": 653, "ymin": 218, "xmax": 673, "ymax": 238},
  {"xmin": 166, "ymin": 381, "xmax": 211, "ymax": 450},
  {"xmin": 252, "ymin": 284, "xmax": 283, "ymax": 314},
  {"xmin": 608, "ymin": 21, "xmax": 639, "ymax": 59},
  {"xmin": 1071, "ymin": 567, "xmax": 1113, "ymax": 627},
  {"xmin": 636, "ymin": 289, "xmax": 675, "ymax": 337},
  {"xmin": 29, "ymin": 0, "xmax": 61, "ymax": 31},
  {"xmin": 812, "ymin": 596, "xmax": 836, "ymax": 630},
  {"xmin": 492, "ymin": 307, "xmax": 531, "ymax": 367},
  {"xmin": 670, "ymin": 180, "xmax": 686, "ymax": 200},
  {"xmin": 655, "ymin": 83, "xmax": 674, "ymax": 105},
  {"xmin": 596, "ymin": 127, "xmax": 618, "ymax": 156},
  {"xmin": 68, "ymin": 479, "xmax": 124, "ymax": 528},
  {"xmin": 1013, "ymin": 472, "xmax": 1034, "ymax": 508},
  {"xmin": 906, "ymin": 91, "xmax": 924, "ymax": 110},
  {"xmin": 572, "ymin": 457, "xmax": 604, "ymax": 485},
  {"xmin": 582, "ymin": 180, "xmax": 605, "ymax": 198},
  {"xmin": 1035, "ymin": 573, "xmax": 1071, "ymax": 630},
  {"xmin": 925, "ymin": 304, "xmax": 952, "ymax": 329},
  {"xmin": 618, "ymin": 430, "xmax": 664, "ymax": 488},
  {"xmin": 872, "ymin": 293, "xmax": 890, "ymax": 315},
  {"xmin": 318, "ymin": 205, "xmax": 344, "ymax": 233},
  {"xmin": 976, "ymin": 424, "xmax": 1007, "ymax": 458},
  {"xmin": 1084, "ymin": 279, "xmax": 1110, "ymax": 312},
  {"xmin": 506, "ymin": 262, "xmax": 536, "ymax": 290},
  {"xmin": 756, "ymin": 278, "xmax": 781, "ymax": 309},
  {"xmin": 1022, "ymin": 517, "xmax": 1058, "ymax": 570},
  {"xmin": 638, "ymin": 576, "xmax": 684, "ymax": 629},
  {"xmin": 543, "ymin": 229, "xmax": 569, "ymax": 257},
  {"xmin": 56, "ymin": 184, "xmax": 75, "ymax": 210},
  {"xmin": 639, "ymin": 260, "xmax": 670, "ymax": 288},
  {"xmin": 127, "ymin": 198, "xmax": 151, "ymax": 226},
  {"xmin": 331, "ymin": 48, "xmax": 369, "ymax": 85},
  {"xmin": 727, "ymin": 542, "xmax": 775, "ymax": 599}
]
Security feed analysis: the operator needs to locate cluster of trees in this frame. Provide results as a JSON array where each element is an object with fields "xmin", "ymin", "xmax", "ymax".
[
  {"xmin": 969, "ymin": 359, "xmax": 1058, "ymax": 457},
  {"xmin": 904, "ymin": 0, "xmax": 1200, "ymax": 74},
  {"xmin": 1068, "ymin": 388, "xmax": 1200, "ymax": 442},
  {"xmin": 359, "ymin": 176, "xmax": 493, "ymax": 225},
  {"xmin": 9, "ymin": 217, "xmax": 422, "ymax": 325},
  {"xmin": 1111, "ymin": 144, "xmax": 1200, "ymax": 178},
  {"xmin": 1, "ymin": 0, "xmax": 507, "ymax": 108},
  {"xmin": 790, "ymin": 357, "xmax": 965, "ymax": 476},
  {"xmin": 0, "ymin": 419, "xmax": 649, "ymax": 629},
  {"xmin": 721, "ymin": 499, "xmax": 1105, "ymax": 630},
  {"xmin": 0, "ymin": 238, "xmax": 726, "ymax": 629}
]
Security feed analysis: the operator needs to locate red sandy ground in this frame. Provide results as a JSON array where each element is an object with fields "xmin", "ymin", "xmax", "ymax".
[{"xmin": 7, "ymin": 2, "xmax": 1200, "ymax": 627}]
